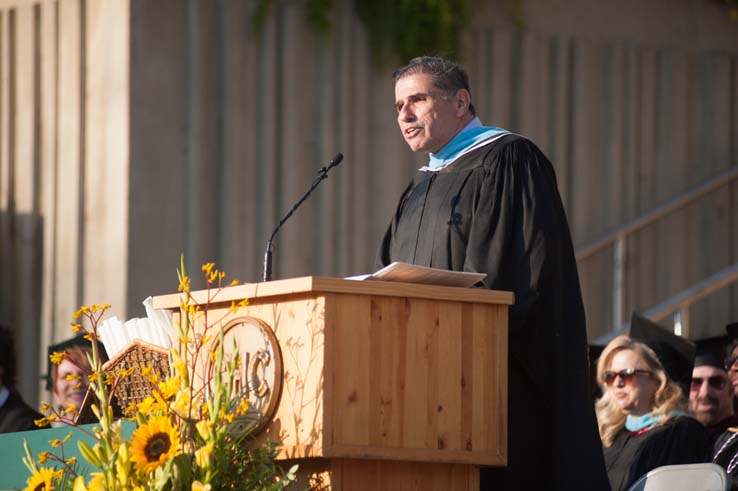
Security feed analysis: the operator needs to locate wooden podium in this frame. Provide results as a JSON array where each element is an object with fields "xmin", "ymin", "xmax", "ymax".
[{"xmin": 153, "ymin": 277, "xmax": 512, "ymax": 490}]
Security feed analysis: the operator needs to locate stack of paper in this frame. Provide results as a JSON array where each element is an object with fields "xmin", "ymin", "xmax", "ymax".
[
  {"xmin": 98, "ymin": 297, "xmax": 173, "ymax": 358},
  {"xmin": 346, "ymin": 262, "xmax": 486, "ymax": 288}
]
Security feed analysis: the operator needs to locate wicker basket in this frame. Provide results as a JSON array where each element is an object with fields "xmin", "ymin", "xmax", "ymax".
[{"xmin": 102, "ymin": 339, "xmax": 170, "ymax": 413}]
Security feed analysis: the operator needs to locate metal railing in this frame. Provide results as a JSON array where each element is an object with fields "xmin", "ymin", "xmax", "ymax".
[
  {"xmin": 574, "ymin": 165, "xmax": 738, "ymax": 332},
  {"xmin": 593, "ymin": 261, "xmax": 738, "ymax": 345}
]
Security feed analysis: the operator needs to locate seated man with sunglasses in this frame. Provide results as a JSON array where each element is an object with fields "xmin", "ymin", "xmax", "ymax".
[{"xmin": 689, "ymin": 345, "xmax": 738, "ymax": 445}]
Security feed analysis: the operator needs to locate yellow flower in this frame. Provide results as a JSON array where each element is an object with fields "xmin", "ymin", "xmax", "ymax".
[
  {"xmin": 229, "ymin": 279, "xmax": 239, "ymax": 286},
  {"xmin": 194, "ymin": 443, "xmax": 213, "ymax": 468},
  {"xmin": 136, "ymin": 394, "xmax": 168, "ymax": 416},
  {"xmin": 88, "ymin": 473, "xmax": 104, "ymax": 491},
  {"xmin": 191, "ymin": 481, "xmax": 212, "ymax": 491},
  {"xmin": 158, "ymin": 376, "xmax": 180, "ymax": 400},
  {"xmin": 37, "ymin": 451, "xmax": 49, "ymax": 464},
  {"xmin": 49, "ymin": 352, "xmax": 66, "ymax": 364},
  {"xmin": 236, "ymin": 398, "xmax": 249, "ymax": 416},
  {"xmin": 171, "ymin": 391, "xmax": 190, "ymax": 415},
  {"xmin": 178, "ymin": 275, "xmax": 191, "ymax": 293},
  {"xmin": 24, "ymin": 467, "xmax": 61, "ymax": 491},
  {"xmin": 174, "ymin": 358, "xmax": 187, "ymax": 378},
  {"xmin": 72, "ymin": 476, "xmax": 87, "ymax": 491},
  {"xmin": 125, "ymin": 401, "xmax": 138, "ymax": 416},
  {"xmin": 65, "ymin": 373, "xmax": 81, "ymax": 382},
  {"xmin": 195, "ymin": 420, "xmax": 212, "ymax": 440},
  {"xmin": 141, "ymin": 366, "xmax": 158, "ymax": 383},
  {"xmin": 83, "ymin": 333, "xmax": 93, "ymax": 342},
  {"xmin": 129, "ymin": 416, "xmax": 181, "ymax": 474},
  {"xmin": 201, "ymin": 262, "xmax": 215, "ymax": 274},
  {"xmin": 34, "ymin": 417, "xmax": 50, "ymax": 428}
]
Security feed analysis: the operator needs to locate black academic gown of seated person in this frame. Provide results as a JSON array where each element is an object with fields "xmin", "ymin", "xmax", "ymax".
[
  {"xmin": 0, "ymin": 389, "xmax": 43, "ymax": 434},
  {"xmin": 713, "ymin": 427, "xmax": 738, "ymax": 490},
  {"xmin": 376, "ymin": 134, "xmax": 610, "ymax": 490},
  {"xmin": 603, "ymin": 415, "xmax": 710, "ymax": 491}
]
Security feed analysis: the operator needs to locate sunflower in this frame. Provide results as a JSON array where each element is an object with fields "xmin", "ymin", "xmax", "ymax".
[
  {"xmin": 129, "ymin": 416, "xmax": 181, "ymax": 474},
  {"xmin": 24, "ymin": 467, "xmax": 61, "ymax": 491}
]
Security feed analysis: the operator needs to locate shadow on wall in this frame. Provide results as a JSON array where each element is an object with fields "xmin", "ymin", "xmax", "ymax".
[{"xmin": 0, "ymin": 210, "xmax": 45, "ymax": 408}]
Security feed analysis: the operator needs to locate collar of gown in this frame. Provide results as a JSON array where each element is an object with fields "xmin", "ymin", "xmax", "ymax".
[
  {"xmin": 625, "ymin": 409, "xmax": 689, "ymax": 432},
  {"xmin": 420, "ymin": 117, "xmax": 509, "ymax": 172}
]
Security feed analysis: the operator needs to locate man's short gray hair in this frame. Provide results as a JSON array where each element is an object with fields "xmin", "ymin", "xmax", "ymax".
[{"xmin": 393, "ymin": 56, "xmax": 476, "ymax": 116}]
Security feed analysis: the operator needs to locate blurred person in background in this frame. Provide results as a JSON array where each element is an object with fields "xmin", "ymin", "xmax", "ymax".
[
  {"xmin": 47, "ymin": 336, "xmax": 106, "ymax": 425},
  {"xmin": 689, "ymin": 342, "xmax": 738, "ymax": 444},
  {"xmin": 724, "ymin": 323, "xmax": 738, "ymax": 400},
  {"xmin": 0, "ymin": 324, "xmax": 43, "ymax": 433}
]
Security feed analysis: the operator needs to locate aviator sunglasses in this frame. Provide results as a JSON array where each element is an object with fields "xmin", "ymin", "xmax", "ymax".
[
  {"xmin": 603, "ymin": 368, "xmax": 652, "ymax": 386},
  {"xmin": 690, "ymin": 376, "xmax": 727, "ymax": 391}
]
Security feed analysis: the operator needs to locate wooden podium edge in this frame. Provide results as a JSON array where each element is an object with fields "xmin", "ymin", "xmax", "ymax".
[{"xmin": 153, "ymin": 276, "xmax": 514, "ymax": 310}]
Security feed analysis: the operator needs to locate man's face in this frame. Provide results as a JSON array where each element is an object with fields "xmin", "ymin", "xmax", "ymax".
[
  {"xmin": 689, "ymin": 365, "xmax": 734, "ymax": 427},
  {"xmin": 54, "ymin": 358, "xmax": 89, "ymax": 410},
  {"xmin": 394, "ymin": 72, "xmax": 467, "ymax": 154}
]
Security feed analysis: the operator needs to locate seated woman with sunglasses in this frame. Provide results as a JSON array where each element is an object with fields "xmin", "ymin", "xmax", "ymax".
[{"xmin": 596, "ymin": 335, "xmax": 710, "ymax": 491}]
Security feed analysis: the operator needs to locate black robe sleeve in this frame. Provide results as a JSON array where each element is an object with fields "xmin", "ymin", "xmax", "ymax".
[
  {"xmin": 375, "ymin": 136, "xmax": 609, "ymax": 490},
  {"xmin": 625, "ymin": 417, "xmax": 711, "ymax": 489}
]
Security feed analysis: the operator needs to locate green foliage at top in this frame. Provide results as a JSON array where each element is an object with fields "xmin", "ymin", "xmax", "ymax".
[
  {"xmin": 252, "ymin": 0, "xmax": 470, "ymax": 66},
  {"xmin": 354, "ymin": 0, "xmax": 469, "ymax": 65}
]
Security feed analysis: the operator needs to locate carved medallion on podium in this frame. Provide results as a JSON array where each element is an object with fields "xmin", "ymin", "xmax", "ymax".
[{"xmin": 217, "ymin": 316, "xmax": 284, "ymax": 433}]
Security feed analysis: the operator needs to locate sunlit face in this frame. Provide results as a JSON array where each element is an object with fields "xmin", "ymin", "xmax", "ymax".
[
  {"xmin": 54, "ymin": 358, "xmax": 89, "ymax": 410},
  {"xmin": 394, "ymin": 72, "xmax": 470, "ymax": 154},
  {"xmin": 689, "ymin": 365, "xmax": 733, "ymax": 426},
  {"xmin": 606, "ymin": 349, "xmax": 659, "ymax": 416}
]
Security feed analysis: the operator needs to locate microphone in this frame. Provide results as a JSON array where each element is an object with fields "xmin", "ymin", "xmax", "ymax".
[{"xmin": 263, "ymin": 153, "xmax": 344, "ymax": 282}]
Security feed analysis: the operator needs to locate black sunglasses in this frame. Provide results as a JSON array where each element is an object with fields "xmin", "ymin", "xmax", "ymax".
[
  {"xmin": 603, "ymin": 368, "xmax": 652, "ymax": 386},
  {"xmin": 691, "ymin": 376, "xmax": 727, "ymax": 391}
]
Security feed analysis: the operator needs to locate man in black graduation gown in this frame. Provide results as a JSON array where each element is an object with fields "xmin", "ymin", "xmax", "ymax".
[{"xmin": 376, "ymin": 56, "xmax": 610, "ymax": 490}]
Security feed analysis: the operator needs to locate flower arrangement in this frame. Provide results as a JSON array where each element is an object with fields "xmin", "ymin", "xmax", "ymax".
[{"xmin": 23, "ymin": 259, "xmax": 297, "ymax": 491}]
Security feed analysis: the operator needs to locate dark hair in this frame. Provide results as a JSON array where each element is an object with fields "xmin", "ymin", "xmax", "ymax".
[
  {"xmin": 0, "ymin": 324, "xmax": 18, "ymax": 388},
  {"xmin": 393, "ymin": 56, "xmax": 476, "ymax": 115},
  {"xmin": 726, "ymin": 339, "xmax": 738, "ymax": 366}
]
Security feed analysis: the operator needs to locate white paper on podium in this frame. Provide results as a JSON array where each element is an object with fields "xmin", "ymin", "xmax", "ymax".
[{"xmin": 346, "ymin": 262, "xmax": 486, "ymax": 288}]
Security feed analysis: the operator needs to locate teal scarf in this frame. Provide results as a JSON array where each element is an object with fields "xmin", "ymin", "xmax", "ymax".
[
  {"xmin": 424, "ymin": 117, "xmax": 508, "ymax": 170},
  {"xmin": 625, "ymin": 410, "xmax": 690, "ymax": 432}
]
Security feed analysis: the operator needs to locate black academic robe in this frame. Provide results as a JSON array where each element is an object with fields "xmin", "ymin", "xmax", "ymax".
[
  {"xmin": 376, "ymin": 134, "xmax": 610, "ymax": 490},
  {"xmin": 713, "ymin": 426, "xmax": 738, "ymax": 490},
  {"xmin": 0, "ymin": 389, "xmax": 43, "ymax": 434},
  {"xmin": 603, "ymin": 416, "xmax": 710, "ymax": 491}
]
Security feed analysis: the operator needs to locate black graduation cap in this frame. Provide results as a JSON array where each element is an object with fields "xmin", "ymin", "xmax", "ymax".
[
  {"xmin": 726, "ymin": 322, "xmax": 738, "ymax": 342},
  {"xmin": 694, "ymin": 337, "xmax": 727, "ymax": 370},
  {"xmin": 629, "ymin": 312, "xmax": 696, "ymax": 393},
  {"xmin": 45, "ymin": 335, "xmax": 105, "ymax": 391}
]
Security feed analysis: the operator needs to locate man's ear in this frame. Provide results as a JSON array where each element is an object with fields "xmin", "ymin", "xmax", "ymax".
[{"xmin": 454, "ymin": 89, "xmax": 471, "ymax": 117}]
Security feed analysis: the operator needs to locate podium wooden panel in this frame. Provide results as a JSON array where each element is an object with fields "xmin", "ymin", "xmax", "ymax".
[{"xmin": 154, "ymin": 277, "xmax": 512, "ymax": 490}]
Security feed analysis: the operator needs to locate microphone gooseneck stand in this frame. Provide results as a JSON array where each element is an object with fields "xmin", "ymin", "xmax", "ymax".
[{"xmin": 262, "ymin": 153, "xmax": 344, "ymax": 282}]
